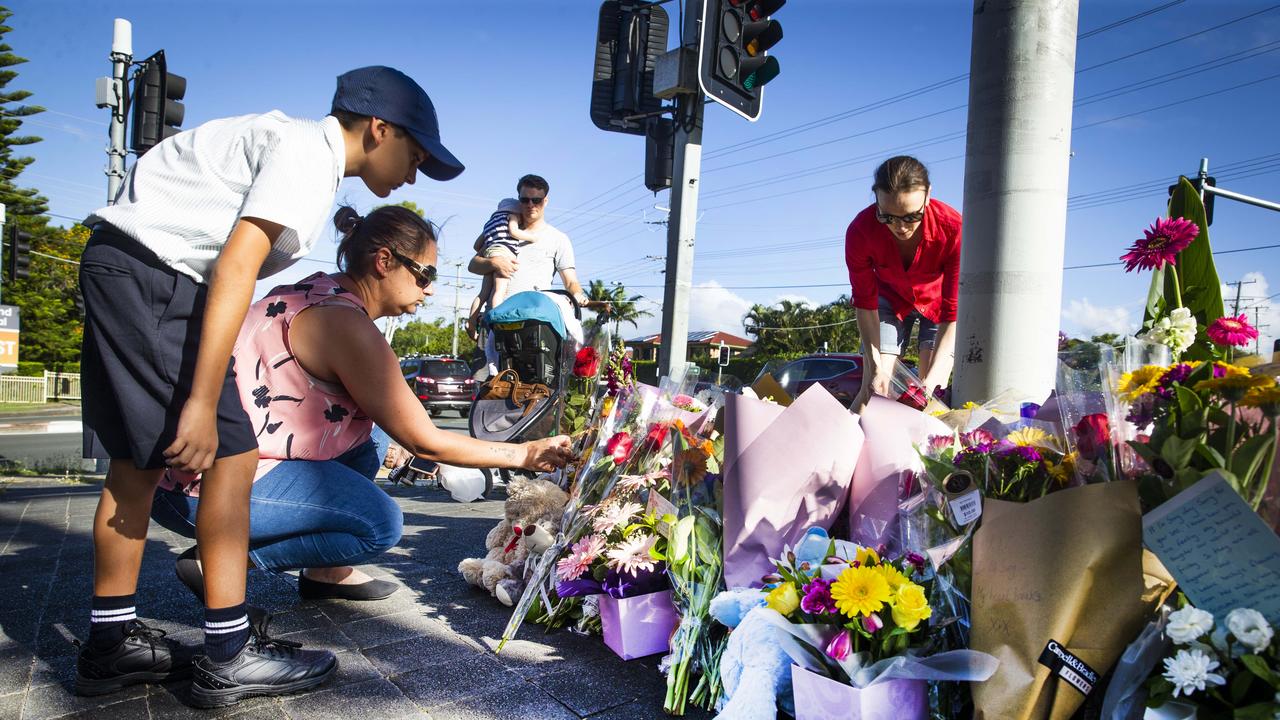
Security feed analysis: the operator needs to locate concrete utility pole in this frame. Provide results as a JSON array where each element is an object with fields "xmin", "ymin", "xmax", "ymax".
[
  {"xmin": 450, "ymin": 262, "xmax": 463, "ymax": 358},
  {"xmin": 657, "ymin": 5, "xmax": 703, "ymax": 379},
  {"xmin": 954, "ymin": 0, "xmax": 1080, "ymax": 404},
  {"xmin": 100, "ymin": 19, "xmax": 132, "ymax": 205}
]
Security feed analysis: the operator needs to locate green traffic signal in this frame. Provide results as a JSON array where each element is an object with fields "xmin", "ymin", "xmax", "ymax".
[{"xmin": 742, "ymin": 55, "xmax": 779, "ymax": 91}]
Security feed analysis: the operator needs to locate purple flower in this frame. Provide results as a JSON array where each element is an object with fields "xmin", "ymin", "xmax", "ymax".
[
  {"xmin": 1125, "ymin": 395, "xmax": 1156, "ymax": 427},
  {"xmin": 905, "ymin": 552, "xmax": 926, "ymax": 572},
  {"xmin": 1155, "ymin": 363, "xmax": 1196, "ymax": 399},
  {"xmin": 862, "ymin": 613, "xmax": 884, "ymax": 634},
  {"xmin": 825, "ymin": 629, "xmax": 852, "ymax": 661},
  {"xmin": 800, "ymin": 578, "xmax": 838, "ymax": 615},
  {"xmin": 1001, "ymin": 445, "xmax": 1042, "ymax": 464}
]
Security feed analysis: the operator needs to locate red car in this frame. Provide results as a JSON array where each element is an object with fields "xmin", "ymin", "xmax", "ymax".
[
  {"xmin": 400, "ymin": 357, "xmax": 476, "ymax": 418},
  {"xmin": 762, "ymin": 354, "xmax": 865, "ymax": 406}
]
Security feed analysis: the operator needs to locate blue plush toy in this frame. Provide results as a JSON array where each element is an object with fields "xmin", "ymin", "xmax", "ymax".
[{"xmin": 710, "ymin": 588, "xmax": 794, "ymax": 720}]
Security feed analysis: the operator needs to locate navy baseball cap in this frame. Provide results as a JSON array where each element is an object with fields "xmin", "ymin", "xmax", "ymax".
[{"xmin": 331, "ymin": 66, "xmax": 465, "ymax": 181}]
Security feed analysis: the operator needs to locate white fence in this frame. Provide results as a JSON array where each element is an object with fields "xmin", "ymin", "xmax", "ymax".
[{"xmin": 0, "ymin": 371, "xmax": 82, "ymax": 403}]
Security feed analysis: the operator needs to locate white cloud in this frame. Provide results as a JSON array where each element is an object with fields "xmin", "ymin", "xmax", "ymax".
[
  {"xmin": 627, "ymin": 280, "xmax": 753, "ymax": 340},
  {"xmin": 1061, "ymin": 298, "xmax": 1137, "ymax": 338}
]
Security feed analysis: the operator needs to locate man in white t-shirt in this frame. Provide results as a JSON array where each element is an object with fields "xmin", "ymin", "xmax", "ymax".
[{"xmin": 468, "ymin": 174, "xmax": 605, "ymax": 369}]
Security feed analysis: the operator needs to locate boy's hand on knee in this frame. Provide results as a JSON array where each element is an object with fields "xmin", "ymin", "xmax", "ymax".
[{"xmin": 164, "ymin": 402, "xmax": 220, "ymax": 474}]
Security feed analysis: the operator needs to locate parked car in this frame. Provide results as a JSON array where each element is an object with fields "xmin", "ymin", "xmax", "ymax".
[
  {"xmin": 758, "ymin": 354, "xmax": 865, "ymax": 406},
  {"xmin": 400, "ymin": 356, "xmax": 476, "ymax": 417}
]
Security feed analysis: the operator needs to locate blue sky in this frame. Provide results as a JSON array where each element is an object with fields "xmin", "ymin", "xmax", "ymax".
[{"xmin": 11, "ymin": 0, "xmax": 1280, "ymax": 353}]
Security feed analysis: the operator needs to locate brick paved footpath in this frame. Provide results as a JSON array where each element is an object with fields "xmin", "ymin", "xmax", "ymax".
[{"xmin": 0, "ymin": 478, "xmax": 714, "ymax": 720}]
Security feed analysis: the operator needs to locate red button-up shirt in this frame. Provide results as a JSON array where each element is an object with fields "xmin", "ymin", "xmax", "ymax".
[{"xmin": 844, "ymin": 198, "xmax": 963, "ymax": 323}]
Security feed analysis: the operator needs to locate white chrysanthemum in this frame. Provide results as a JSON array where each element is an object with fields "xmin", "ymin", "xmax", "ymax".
[
  {"xmin": 1162, "ymin": 648, "xmax": 1226, "ymax": 698},
  {"xmin": 1142, "ymin": 307, "xmax": 1197, "ymax": 355},
  {"xmin": 1226, "ymin": 608, "xmax": 1275, "ymax": 653},
  {"xmin": 592, "ymin": 501, "xmax": 643, "ymax": 534},
  {"xmin": 1166, "ymin": 606, "xmax": 1215, "ymax": 644}
]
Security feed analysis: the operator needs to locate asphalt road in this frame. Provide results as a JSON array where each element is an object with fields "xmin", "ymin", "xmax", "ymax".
[{"xmin": 0, "ymin": 412, "xmax": 473, "ymax": 471}]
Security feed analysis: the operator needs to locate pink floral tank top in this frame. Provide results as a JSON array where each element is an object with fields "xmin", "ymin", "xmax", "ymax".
[{"xmin": 161, "ymin": 272, "xmax": 374, "ymax": 496}]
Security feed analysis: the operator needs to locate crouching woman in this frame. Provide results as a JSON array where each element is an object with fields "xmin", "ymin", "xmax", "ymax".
[{"xmin": 152, "ymin": 205, "xmax": 574, "ymax": 602}]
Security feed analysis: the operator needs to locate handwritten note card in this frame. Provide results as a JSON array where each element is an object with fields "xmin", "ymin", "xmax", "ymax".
[{"xmin": 1143, "ymin": 472, "xmax": 1280, "ymax": 626}]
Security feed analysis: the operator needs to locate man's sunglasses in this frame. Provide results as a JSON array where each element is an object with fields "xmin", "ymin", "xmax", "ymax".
[
  {"xmin": 875, "ymin": 196, "xmax": 928, "ymax": 226},
  {"xmin": 519, "ymin": 195, "xmax": 545, "ymax": 205},
  {"xmin": 389, "ymin": 249, "xmax": 437, "ymax": 288}
]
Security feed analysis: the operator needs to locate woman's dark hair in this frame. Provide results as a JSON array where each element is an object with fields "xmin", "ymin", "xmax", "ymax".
[
  {"xmin": 872, "ymin": 155, "xmax": 930, "ymax": 194},
  {"xmin": 330, "ymin": 109, "xmax": 367, "ymax": 130},
  {"xmin": 516, "ymin": 174, "xmax": 550, "ymax": 195},
  {"xmin": 334, "ymin": 205, "xmax": 437, "ymax": 277}
]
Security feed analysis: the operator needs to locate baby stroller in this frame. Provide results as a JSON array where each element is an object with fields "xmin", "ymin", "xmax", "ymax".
[
  {"xmin": 469, "ymin": 290, "xmax": 582, "ymax": 485},
  {"xmin": 385, "ymin": 290, "xmax": 580, "ymax": 498}
]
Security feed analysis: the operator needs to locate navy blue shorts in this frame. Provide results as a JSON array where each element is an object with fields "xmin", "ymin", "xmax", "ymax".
[{"xmin": 80, "ymin": 225, "xmax": 256, "ymax": 470}]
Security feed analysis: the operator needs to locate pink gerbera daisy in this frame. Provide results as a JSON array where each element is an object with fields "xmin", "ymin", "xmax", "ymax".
[
  {"xmin": 606, "ymin": 533, "xmax": 658, "ymax": 576},
  {"xmin": 555, "ymin": 534, "xmax": 606, "ymax": 582},
  {"xmin": 1119, "ymin": 217, "xmax": 1199, "ymax": 273},
  {"xmin": 1206, "ymin": 314, "xmax": 1259, "ymax": 347}
]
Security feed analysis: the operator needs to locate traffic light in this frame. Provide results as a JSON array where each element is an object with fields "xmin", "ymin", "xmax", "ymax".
[
  {"xmin": 644, "ymin": 117, "xmax": 674, "ymax": 192},
  {"xmin": 7, "ymin": 226, "xmax": 31, "ymax": 282},
  {"xmin": 130, "ymin": 50, "xmax": 186, "ymax": 155},
  {"xmin": 590, "ymin": 1, "xmax": 670, "ymax": 136},
  {"xmin": 698, "ymin": 0, "xmax": 784, "ymax": 121}
]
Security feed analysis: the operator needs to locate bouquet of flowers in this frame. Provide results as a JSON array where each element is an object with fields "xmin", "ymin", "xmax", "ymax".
[
  {"xmin": 1117, "ymin": 359, "xmax": 1278, "ymax": 510},
  {"xmin": 1146, "ymin": 601, "xmax": 1279, "ymax": 719},
  {"xmin": 761, "ymin": 536, "xmax": 997, "ymax": 720}
]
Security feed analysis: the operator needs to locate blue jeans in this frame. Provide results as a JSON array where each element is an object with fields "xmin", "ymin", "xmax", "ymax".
[
  {"xmin": 877, "ymin": 295, "xmax": 938, "ymax": 356},
  {"xmin": 150, "ymin": 427, "xmax": 402, "ymax": 572}
]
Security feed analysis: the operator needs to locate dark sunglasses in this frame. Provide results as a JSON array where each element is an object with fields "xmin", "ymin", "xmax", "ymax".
[
  {"xmin": 875, "ymin": 196, "xmax": 928, "ymax": 226},
  {"xmin": 389, "ymin": 249, "xmax": 437, "ymax": 288},
  {"xmin": 518, "ymin": 195, "xmax": 545, "ymax": 205}
]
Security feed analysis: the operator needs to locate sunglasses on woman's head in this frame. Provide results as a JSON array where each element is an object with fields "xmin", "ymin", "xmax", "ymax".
[
  {"xmin": 519, "ymin": 195, "xmax": 545, "ymax": 205},
  {"xmin": 389, "ymin": 249, "xmax": 437, "ymax": 288}
]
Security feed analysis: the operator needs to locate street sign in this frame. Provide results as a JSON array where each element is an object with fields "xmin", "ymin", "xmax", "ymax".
[{"xmin": 0, "ymin": 304, "xmax": 20, "ymax": 372}]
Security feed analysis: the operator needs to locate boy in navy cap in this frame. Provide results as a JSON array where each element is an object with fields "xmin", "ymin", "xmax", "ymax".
[{"xmin": 76, "ymin": 65, "xmax": 462, "ymax": 707}]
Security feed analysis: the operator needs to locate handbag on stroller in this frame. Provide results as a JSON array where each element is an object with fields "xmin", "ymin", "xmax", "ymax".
[{"xmin": 469, "ymin": 290, "xmax": 580, "ymax": 446}]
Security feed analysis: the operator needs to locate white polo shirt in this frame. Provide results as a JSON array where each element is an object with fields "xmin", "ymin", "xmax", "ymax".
[{"xmin": 87, "ymin": 111, "xmax": 346, "ymax": 284}]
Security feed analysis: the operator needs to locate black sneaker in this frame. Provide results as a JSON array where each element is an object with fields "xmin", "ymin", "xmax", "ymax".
[
  {"xmin": 74, "ymin": 619, "xmax": 194, "ymax": 696},
  {"xmin": 188, "ymin": 611, "xmax": 337, "ymax": 708}
]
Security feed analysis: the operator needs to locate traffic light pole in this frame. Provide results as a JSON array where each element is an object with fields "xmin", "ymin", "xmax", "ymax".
[
  {"xmin": 657, "ymin": 90, "xmax": 703, "ymax": 378},
  {"xmin": 106, "ymin": 19, "xmax": 132, "ymax": 205},
  {"xmin": 953, "ymin": 0, "xmax": 1079, "ymax": 405}
]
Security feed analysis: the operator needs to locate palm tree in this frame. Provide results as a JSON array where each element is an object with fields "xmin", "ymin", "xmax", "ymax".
[{"xmin": 587, "ymin": 279, "xmax": 653, "ymax": 336}]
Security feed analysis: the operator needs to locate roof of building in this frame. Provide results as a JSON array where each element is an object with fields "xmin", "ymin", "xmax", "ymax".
[{"xmin": 626, "ymin": 330, "xmax": 753, "ymax": 347}]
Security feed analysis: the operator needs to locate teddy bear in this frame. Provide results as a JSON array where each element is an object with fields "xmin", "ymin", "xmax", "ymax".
[{"xmin": 458, "ymin": 473, "xmax": 569, "ymax": 607}]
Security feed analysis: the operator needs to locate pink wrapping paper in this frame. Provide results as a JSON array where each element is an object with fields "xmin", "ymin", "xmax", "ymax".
[
  {"xmin": 849, "ymin": 396, "xmax": 950, "ymax": 549},
  {"xmin": 723, "ymin": 385, "xmax": 864, "ymax": 588},
  {"xmin": 791, "ymin": 666, "xmax": 928, "ymax": 720},
  {"xmin": 598, "ymin": 590, "xmax": 678, "ymax": 660}
]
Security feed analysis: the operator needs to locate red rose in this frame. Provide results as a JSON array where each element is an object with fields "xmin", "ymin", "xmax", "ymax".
[
  {"xmin": 642, "ymin": 423, "xmax": 670, "ymax": 453},
  {"xmin": 897, "ymin": 385, "xmax": 928, "ymax": 410},
  {"xmin": 1074, "ymin": 413, "xmax": 1111, "ymax": 461},
  {"xmin": 606, "ymin": 432, "xmax": 634, "ymax": 465},
  {"xmin": 573, "ymin": 346, "xmax": 600, "ymax": 378}
]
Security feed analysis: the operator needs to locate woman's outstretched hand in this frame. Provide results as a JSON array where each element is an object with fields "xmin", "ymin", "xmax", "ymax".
[{"xmin": 522, "ymin": 435, "xmax": 575, "ymax": 471}]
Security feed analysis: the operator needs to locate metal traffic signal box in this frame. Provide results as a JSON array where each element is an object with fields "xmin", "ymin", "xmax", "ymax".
[{"xmin": 698, "ymin": 0, "xmax": 784, "ymax": 121}]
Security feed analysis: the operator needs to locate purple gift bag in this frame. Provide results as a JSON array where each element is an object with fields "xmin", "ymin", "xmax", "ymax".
[
  {"xmin": 598, "ymin": 589, "xmax": 678, "ymax": 660},
  {"xmin": 791, "ymin": 666, "xmax": 927, "ymax": 720}
]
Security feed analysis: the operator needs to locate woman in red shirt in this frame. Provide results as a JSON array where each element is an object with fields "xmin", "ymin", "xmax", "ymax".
[{"xmin": 846, "ymin": 156, "xmax": 961, "ymax": 409}]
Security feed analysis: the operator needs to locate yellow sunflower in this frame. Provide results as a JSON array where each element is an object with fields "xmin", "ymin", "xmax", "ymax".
[
  {"xmin": 829, "ymin": 565, "xmax": 891, "ymax": 618},
  {"xmin": 1240, "ymin": 386, "xmax": 1280, "ymax": 416},
  {"xmin": 1195, "ymin": 374, "xmax": 1276, "ymax": 401},
  {"xmin": 1117, "ymin": 365, "xmax": 1165, "ymax": 401},
  {"xmin": 874, "ymin": 563, "xmax": 911, "ymax": 592},
  {"xmin": 1047, "ymin": 451, "xmax": 1077, "ymax": 486},
  {"xmin": 1006, "ymin": 426, "xmax": 1055, "ymax": 449},
  {"xmin": 1213, "ymin": 361, "xmax": 1252, "ymax": 379}
]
